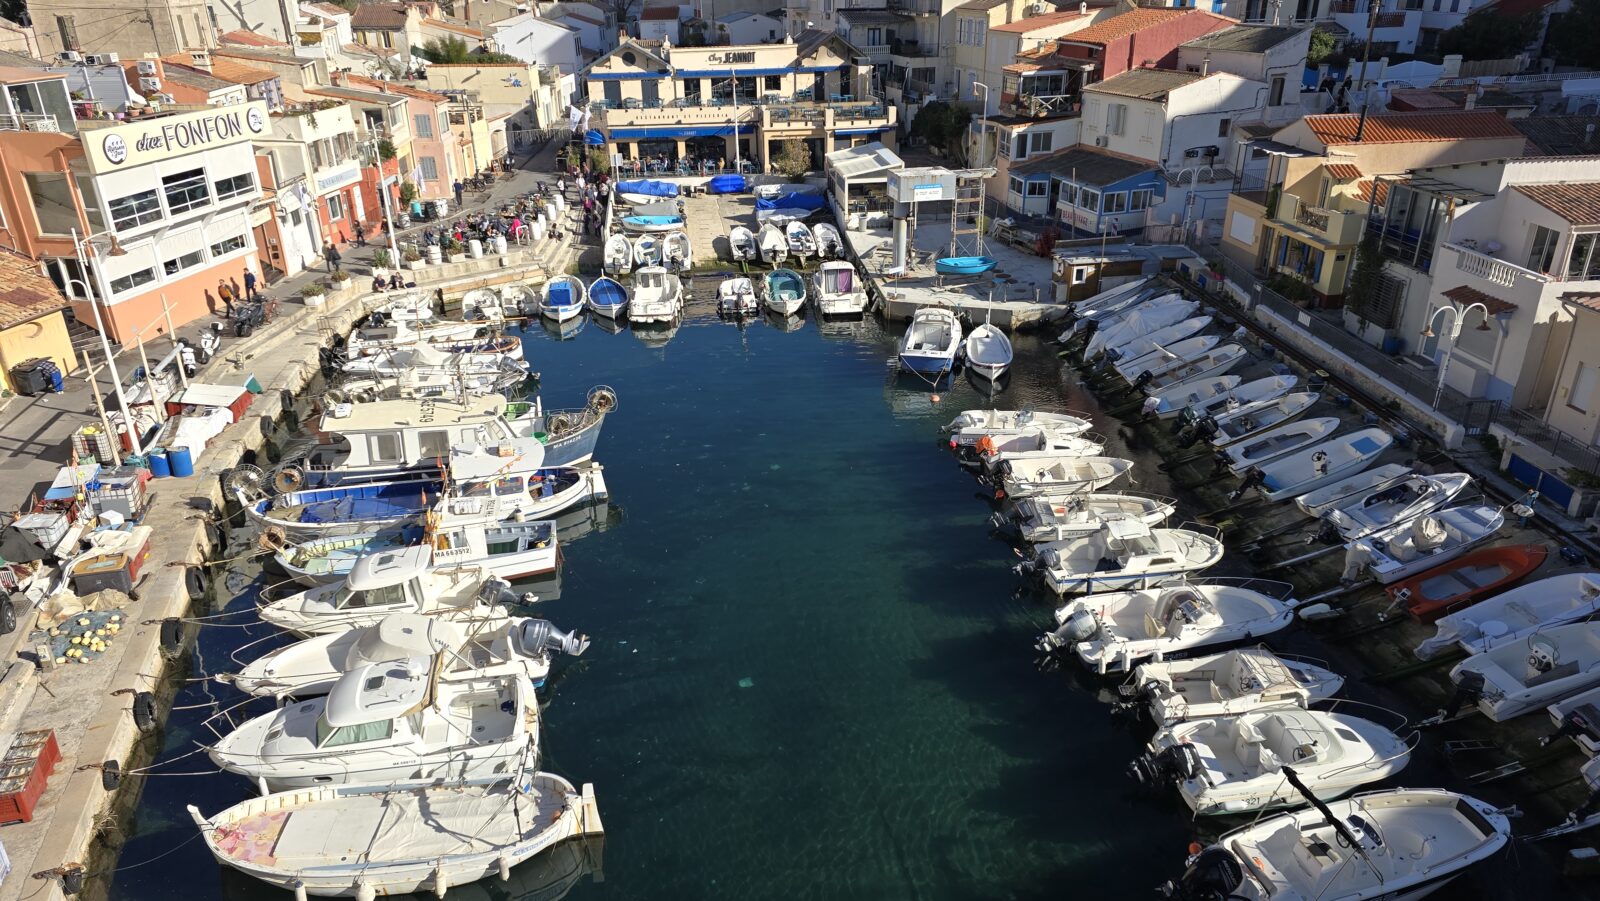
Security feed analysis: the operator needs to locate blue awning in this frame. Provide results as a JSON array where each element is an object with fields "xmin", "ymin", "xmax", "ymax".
[
  {"xmin": 584, "ymin": 129, "xmax": 606, "ymax": 145},
  {"xmin": 676, "ymin": 68, "xmax": 795, "ymax": 78},
  {"xmin": 608, "ymin": 125, "xmax": 736, "ymax": 139},
  {"xmin": 589, "ymin": 72, "xmax": 669, "ymax": 81},
  {"xmin": 834, "ymin": 126, "xmax": 893, "ymax": 136}
]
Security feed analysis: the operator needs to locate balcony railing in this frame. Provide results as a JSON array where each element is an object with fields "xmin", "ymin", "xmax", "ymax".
[
  {"xmin": 0, "ymin": 113, "xmax": 60, "ymax": 132},
  {"xmin": 1296, "ymin": 205, "xmax": 1330, "ymax": 232},
  {"xmin": 1445, "ymin": 242, "xmax": 1552, "ymax": 289}
]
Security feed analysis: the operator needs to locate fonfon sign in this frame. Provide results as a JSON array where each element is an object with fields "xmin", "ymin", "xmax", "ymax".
[{"xmin": 88, "ymin": 101, "xmax": 269, "ymax": 172}]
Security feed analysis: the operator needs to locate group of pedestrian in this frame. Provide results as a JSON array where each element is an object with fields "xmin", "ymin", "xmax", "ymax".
[{"xmin": 215, "ymin": 268, "xmax": 260, "ymax": 317}]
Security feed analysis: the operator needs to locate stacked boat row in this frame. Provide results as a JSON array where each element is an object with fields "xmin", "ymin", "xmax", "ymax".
[{"xmin": 194, "ymin": 307, "xmax": 615, "ymax": 897}]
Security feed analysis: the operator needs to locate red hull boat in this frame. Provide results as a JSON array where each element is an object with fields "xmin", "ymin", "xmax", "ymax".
[{"xmin": 1394, "ymin": 543, "xmax": 1549, "ymax": 623}]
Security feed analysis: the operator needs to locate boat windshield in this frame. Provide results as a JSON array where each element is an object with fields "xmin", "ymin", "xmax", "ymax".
[
  {"xmin": 638, "ymin": 271, "xmax": 662, "ymax": 289},
  {"xmin": 824, "ymin": 269, "xmax": 852, "ymax": 293},
  {"xmin": 315, "ymin": 714, "xmax": 395, "ymax": 747},
  {"xmin": 334, "ymin": 581, "xmax": 410, "ymax": 610}
]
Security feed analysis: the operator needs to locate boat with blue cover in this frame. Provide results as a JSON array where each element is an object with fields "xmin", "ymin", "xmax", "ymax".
[
  {"xmin": 541, "ymin": 274, "xmax": 587, "ymax": 323},
  {"xmin": 615, "ymin": 179, "xmax": 679, "ymax": 202},
  {"xmin": 935, "ymin": 256, "xmax": 997, "ymax": 276},
  {"xmin": 621, "ymin": 215, "xmax": 684, "ymax": 232},
  {"xmin": 588, "ymin": 275, "xmax": 628, "ymax": 318},
  {"xmin": 707, "ymin": 174, "xmax": 747, "ymax": 194}
]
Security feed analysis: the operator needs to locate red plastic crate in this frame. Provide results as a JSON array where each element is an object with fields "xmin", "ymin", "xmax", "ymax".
[{"xmin": 0, "ymin": 731, "xmax": 58, "ymax": 825}]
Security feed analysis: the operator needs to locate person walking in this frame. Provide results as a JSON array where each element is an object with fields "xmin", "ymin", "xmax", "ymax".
[
  {"xmin": 242, "ymin": 267, "xmax": 258, "ymax": 301},
  {"xmin": 453, "ymin": 179, "xmax": 464, "ymax": 207},
  {"xmin": 216, "ymin": 279, "xmax": 235, "ymax": 317},
  {"xmin": 354, "ymin": 220, "xmax": 367, "ymax": 247},
  {"xmin": 323, "ymin": 241, "xmax": 342, "ymax": 273}
]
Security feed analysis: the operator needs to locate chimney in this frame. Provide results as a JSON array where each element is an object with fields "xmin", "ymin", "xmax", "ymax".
[
  {"xmin": 1079, "ymin": 0, "xmax": 1087, "ymax": 13},
  {"xmin": 188, "ymin": 49, "xmax": 212, "ymax": 73},
  {"xmin": 1201, "ymin": 53, "xmax": 1209, "ymax": 76}
]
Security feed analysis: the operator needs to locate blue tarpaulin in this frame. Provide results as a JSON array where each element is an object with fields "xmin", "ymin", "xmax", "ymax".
[
  {"xmin": 756, "ymin": 192, "xmax": 825, "ymax": 212},
  {"xmin": 615, "ymin": 179, "xmax": 679, "ymax": 198},
  {"xmin": 707, "ymin": 174, "xmax": 747, "ymax": 194},
  {"xmin": 584, "ymin": 129, "xmax": 606, "ymax": 145}
]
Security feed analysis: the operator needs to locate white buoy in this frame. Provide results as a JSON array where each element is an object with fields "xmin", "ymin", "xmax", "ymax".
[
  {"xmin": 293, "ymin": 881, "xmax": 308, "ymax": 901},
  {"xmin": 434, "ymin": 862, "xmax": 449, "ymax": 897},
  {"xmin": 498, "ymin": 854, "xmax": 512, "ymax": 880},
  {"xmin": 355, "ymin": 881, "xmax": 376, "ymax": 901}
]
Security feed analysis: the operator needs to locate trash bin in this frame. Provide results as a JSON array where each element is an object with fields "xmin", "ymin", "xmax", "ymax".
[
  {"xmin": 147, "ymin": 448, "xmax": 171, "ymax": 478},
  {"xmin": 8, "ymin": 359, "xmax": 52, "ymax": 396},
  {"xmin": 468, "ymin": 239, "xmax": 484, "ymax": 259},
  {"xmin": 167, "ymin": 445, "xmax": 195, "ymax": 478},
  {"xmin": 492, "ymin": 235, "xmax": 507, "ymax": 255}
]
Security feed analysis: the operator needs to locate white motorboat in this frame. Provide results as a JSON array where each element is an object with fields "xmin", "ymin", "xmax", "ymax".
[
  {"xmin": 276, "ymin": 517, "xmax": 559, "ymax": 587},
  {"xmin": 1139, "ymin": 375, "xmax": 1243, "ymax": 420},
  {"xmin": 1137, "ymin": 344, "xmax": 1249, "ymax": 394},
  {"xmin": 628, "ymin": 266, "xmax": 683, "ymax": 323},
  {"xmin": 1295, "ymin": 463, "xmax": 1415, "ymax": 517},
  {"xmin": 898, "ymin": 308, "xmax": 962, "ymax": 376},
  {"xmin": 1236, "ymin": 428, "xmax": 1394, "ymax": 502},
  {"xmin": 717, "ymin": 277, "xmax": 759, "ymax": 317},
  {"xmin": 1103, "ymin": 317, "xmax": 1213, "ymax": 370},
  {"xmin": 210, "ymin": 662, "xmax": 538, "ymax": 791},
  {"xmin": 998, "ymin": 456, "xmax": 1133, "ymax": 498},
  {"xmin": 1446, "ymin": 622, "xmax": 1600, "ymax": 721},
  {"xmin": 945, "ymin": 409, "xmax": 1093, "ymax": 445},
  {"xmin": 190, "ymin": 772, "xmax": 602, "ymax": 897},
  {"xmin": 759, "ymin": 221, "xmax": 787, "ymax": 265},
  {"xmin": 1061, "ymin": 282, "xmax": 1162, "ymax": 338},
  {"xmin": 964, "ymin": 323, "xmax": 1013, "ymax": 379},
  {"xmin": 258, "ymin": 547, "xmax": 529, "ymax": 636},
  {"xmin": 762, "ymin": 267, "xmax": 807, "ymax": 316},
  {"xmin": 371, "ymin": 293, "xmax": 435, "ymax": 323},
  {"xmin": 728, "ymin": 225, "xmax": 758, "ymax": 262},
  {"xmin": 812, "ymin": 221, "xmax": 843, "ymax": 258},
  {"xmin": 663, "ymin": 230, "xmax": 692, "ymax": 269},
  {"xmin": 337, "ymin": 344, "xmax": 526, "ymax": 386},
  {"xmin": 1112, "ymin": 334, "xmax": 1220, "ymax": 383},
  {"xmin": 1043, "ymin": 579, "xmax": 1299, "ymax": 674},
  {"xmin": 1131, "ymin": 646, "xmax": 1345, "ymax": 727},
  {"xmin": 603, "ymin": 234, "xmax": 632, "ymax": 275},
  {"xmin": 587, "ymin": 275, "xmax": 628, "ymax": 319},
  {"xmin": 812, "ymin": 261, "xmax": 868, "ymax": 316},
  {"xmin": 1316, "ymin": 472, "xmax": 1474, "ymax": 543},
  {"xmin": 541, "ymin": 274, "xmax": 587, "ymax": 323},
  {"xmin": 1136, "ymin": 707, "xmax": 1412, "ymax": 815},
  {"xmin": 1021, "ymin": 520, "xmax": 1224, "ymax": 596},
  {"xmin": 975, "ymin": 432, "xmax": 1106, "ymax": 472},
  {"xmin": 1172, "ymin": 375, "xmax": 1301, "ymax": 433},
  {"xmin": 333, "ymin": 361, "xmax": 528, "ymax": 403},
  {"xmin": 632, "ymin": 234, "xmax": 664, "ymax": 268},
  {"xmin": 229, "ymin": 611, "xmax": 589, "ymax": 700},
  {"xmin": 1416, "ymin": 571, "xmax": 1600, "ymax": 659},
  {"xmin": 344, "ymin": 317, "xmax": 487, "ymax": 358},
  {"xmin": 996, "ymin": 491, "xmax": 1177, "ymax": 544},
  {"xmin": 1221, "ymin": 417, "xmax": 1343, "ymax": 476},
  {"xmin": 785, "ymin": 220, "xmax": 817, "ymax": 260},
  {"xmin": 1544, "ymin": 683, "xmax": 1600, "ymax": 757},
  {"xmin": 1083, "ymin": 297, "xmax": 1198, "ymax": 358},
  {"xmin": 497, "ymin": 284, "xmax": 538, "ymax": 318},
  {"xmin": 1342, "ymin": 504, "xmax": 1504, "ymax": 585},
  {"xmin": 1200, "ymin": 391, "xmax": 1319, "ymax": 448},
  {"xmin": 1159, "ymin": 788, "xmax": 1510, "ymax": 901}
]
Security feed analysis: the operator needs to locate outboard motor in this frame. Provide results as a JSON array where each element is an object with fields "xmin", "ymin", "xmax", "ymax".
[
  {"xmin": 1175, "ymin": 415, "xmax": 1218, "ymax": 448},
  {"xmin": 368, "ymin": 310, "xmax": 388, "ymax": 328},
  {"xmin": 1313, "ymin": 515, "xmax": 1343, "ymax": 545},
  {"xmin": 1438, "ymin": 669, "xmax": 1486, "ymax": 721},
  {"xmin": 1130, "ymin": 742, "xmax": 1203, "ymax": 787},
  {"xmin": 988, "ymin": 511, "xmax": 1020, "ymax": 536},
  {"xmin": 1161, "ymin": 847, "xmax": 1245, "ymax": 900},
  {"xmin": 1130, "ymin": 370, "xmax": 1155, "ymax": 393},
  {"xmin": 477, "ymin": 577, "xmax": 538, "ymax": 608},
  {"xmin": 1539, "ymin": 709, "xmax": 1593, "ymax": 748},
  {"xmin": 1037, "ymin": 608, "xmax": 1098, "ymax": 652},
  {"xmin": 516, "ymin": 618, "xmax": 592, "ymax": 658},
  {"xmin": 1229, "ymin": 467, "xmax": 1266, "ymax": 501}
]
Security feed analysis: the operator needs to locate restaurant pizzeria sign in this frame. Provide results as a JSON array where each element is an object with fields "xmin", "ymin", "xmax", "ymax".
[{"xmin": 85, "ymin": 101, "xmax": 269, "ymax": 173}]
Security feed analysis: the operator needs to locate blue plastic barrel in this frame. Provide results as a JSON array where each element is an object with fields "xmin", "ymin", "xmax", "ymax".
[
  {"xmin": 148, "ymin": 448, "xmax": 171, "ymax": 478},
  {"xmin": 167, "ymin": 445, "xmax": 194, "ymax": 477}
]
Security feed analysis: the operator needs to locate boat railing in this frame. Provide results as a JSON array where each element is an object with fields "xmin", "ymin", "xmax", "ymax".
[
  {"xmin": 1184, "ymin": 576, "xmax": 1299, "ymax": 602},
  {"xmin": 1313, "ymin": 698, "xmax": 1420, "ymax": 782}
]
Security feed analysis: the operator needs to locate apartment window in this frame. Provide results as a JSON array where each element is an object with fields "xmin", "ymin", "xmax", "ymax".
[
  {"xmin": 1217, "ymin": 118, "xmax": 1231, "ymax": 138},
  {"xmin": 413, "ymin": 113, "xmax": 433, "ymax": 138},
  {"xmin": 1450, "ymin": 0, "xmax": 1459, "ymax": 9},
  {"xmin": 162, "ymin": 168, "xmax": 210, "ymax": 215},
  {"xmin": 214, "ymin": 172, "xmax": 254, "ymax": 202},
  {"xmin": 765, "ymin": 76, "xmax": 781, "ymax": 91},
  {"xmin": 1078, "ymin": 188, "xmax": 1100, "ymax": 211},
  {"xmin": 162, "ymin": 249, "xmax": 204, "ymax": 276},
  {"xmin": 23, "ymin": 172, "xmax": 78, "ymax": 235},
  {"xmin": 108, "ymin": 266, "xmax": 157, "ymax": 294},
  {"xmin": 1268, "ymin": 76, "xmax": 1286, "ymax": 107},
  {"xmin": 1029, "ymin": 132, "xmax": 1053, "ymax": 155},
  {"xmin": 1059, "ymin": 183, "xmax": 1078, "ymax": 208},
  {"xmin": 867, "ymin": 27, "xmax": 882, "ymax": 45},
  {"xmin": 1105, "ymin": 103, "xmax": 1126, "ymax": 137},
  {"xmin": 1432, "ymin": 0, "xmax": 1440, "ymax": 8},
  {"xmin": 210, "ymin": 234, "xmax": 247, "ymax": 256},
  {"xmin": 420, "ymin": 156, "xmax": 439, "ymax": 181},
  {"xmin": 997, "ymin": 132, "xmax": 1011, "ymax": 159},
  {"xmin": 1570, "ymin": 363, "xmax": 1600, "ymax": 413},
  {"xmin": 74, "ymin": 174, "xmax": 105, "ymax": 232},
  {"xmin": 1567, "ymin": 233, "xmax": 1600, "ymax": 280},
  {"xmin": 1025, "ymin": 181, "xmax": 1047, "ymax": 198},
  {"xmin": 1528, "ymin": 225, "xmax": 1560, "ymax": 273},
  {"xmin": 1008, "ymin": 176, "xmax": 1024, "ymax": 197},
  {"xmin": 1130, "ymin": 189, "xmax": 1152, "ymax": 211},
  {"xmin": 327, "ymin": 193, "xmax": 346, "ymax": 222},
  {"xmin": 364, "ymin": 110, "xmax": 385, "ymax": 134},
  {"xmin": 1103, "ymin": 191, "xmax": 1127, "ymax": 214}
]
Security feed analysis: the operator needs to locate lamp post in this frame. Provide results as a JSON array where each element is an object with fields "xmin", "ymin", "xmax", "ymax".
[
  {"xmin": 1421, "ymin": 301, "xmax": 1493, "ymax": 410},
  {"xmin": 970, "ymin": 77, "xmax": 991, "ymax": 168},
  {"xmin": 363, "ymin": 139, "xmax": 404, "ymax": 272},
  {"xmin": 70, "ymin": 231, "xmax": 144, "ymax": 458}
]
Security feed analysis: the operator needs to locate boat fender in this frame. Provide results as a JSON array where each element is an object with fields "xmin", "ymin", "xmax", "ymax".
[
  {"xmin": 185, "ymin": 566, "xmax": 209, "ymax": 602},
  {"xmin": 498, "ymin": 854, "xmax": 512, "ymax": 881},
  {"xmin": 159, "ymin": 618, "xmax": 184, "ymax": 657},
  {"xmin": 291, "ymin": 881, "xmax": 308, "ymax": 901},
  {"xmin": 1296, "ymin": 603, "xmax": 1336, "ymax": 621},
  {"xmin": 0, "ymin": 595, "xmax": 14, "ymax": 635},
  {"xmin": 100, "ymin": 760, "xmax": 121, "ymax": 791},
  {"xmin": 354, "ymin": 881, "xmax": 375, "ymax": 901},
  {"xmin": 433, "ymin": 862, "xmax": 449, "ymax": 897},
  {"xmin": 60, "ymin": 867, "xmax": 85, "ymax": 896},
  {"xmin": 131, "ymin": 691, "xmax": 158, "ymax": 734}
]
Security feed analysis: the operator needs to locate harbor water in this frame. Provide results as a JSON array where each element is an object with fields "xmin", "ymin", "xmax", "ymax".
[{"xmin": 110, "ymin": 306, "xmax": 1520, "ymax": 900}]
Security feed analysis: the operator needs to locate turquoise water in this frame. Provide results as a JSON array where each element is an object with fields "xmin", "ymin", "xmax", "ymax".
[{"xmin": 109, "ymin": 307, "xmax": 1516, "ymax": 900}]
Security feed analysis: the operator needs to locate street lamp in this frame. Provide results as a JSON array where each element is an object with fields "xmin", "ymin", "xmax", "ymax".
[
  {"xmin": 970, "ymin": 76, "xmax": 991, "ymax": 168},
  {"xmin": 70, "ymin": 229, "xmax": 145, "ymax": 458},
  {"xmin": 362, "ymin": 138, "xmax": 404, "ymax": 272},
  {"xmin": 1421, "ymin": 302, "xmax": 1494, "ymax": 410}
]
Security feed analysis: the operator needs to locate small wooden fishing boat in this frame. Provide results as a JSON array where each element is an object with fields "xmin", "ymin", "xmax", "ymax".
[
  {"xmin": 620, "ymin": 214, "xmax": 683, "ymax": 232},
  {"xmin": 935, "ymin": 256, "xmax": 997, "ymax": 275},
  {"xmin": 633, "ymin": 234, "xmax": 663, "ymax": 268},
  {"xmin": 663, "ymin": 230, "xmax": 692, "ymax": 268},
  {"xmin": 762, "ymin": 268, "xmax": 806, "ymax": 316},
  {"xmin": 540, "ymin": 274, "xmax": 587, "ymax": 323},
  {"xmin": 812, "ymin": 221, "xmax": 843, "ymax": 258},
  {"xmin": 786, "ymin": 220, "xmax": 817, "ymax": 260},
  {"xmin": 728, "ymin": 225, "xmax": 758, "ymax": 262},
  {"xmin": 758, "ymin": 222, "xmax": 787, "ymax": 265},
  {"xmin": 587, "ymin": 275, "xmax": 628, "ymax": 318},
  {"xmin": 1394, "ymin": 543, "xmax": 1548, "ymax": 623},
  {"xmin": 603, "ymin": 234, "xmax": 632, "ymax": 275},
  {"xmin": 964, "ymin": 323, "xmax": 1013, "ymax": 379}
]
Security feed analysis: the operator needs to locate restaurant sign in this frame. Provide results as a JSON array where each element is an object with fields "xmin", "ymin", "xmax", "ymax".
[{"xmin": 86, "ymin": 101, "xmax": 269, "ymax": 173}]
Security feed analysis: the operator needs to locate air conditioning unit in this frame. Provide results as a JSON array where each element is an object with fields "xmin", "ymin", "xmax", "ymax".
[
  {"xmin": 139, "ymin": 76, "xmax": 162, "ymax": 91},
  {"xmin": 154, "ymin": 93, "xmax": 175, "ymax": 105},
  {"xmin": 137, "ymin": 59, "xmax": 158, "ymax": 76},
  {"xmin": 57, "ymin": 50, "xmax": 83, "ymax": 63},
  {"xmin": 1094, "ymin": 135, "xmax": 1109, "ymax": 147},
  {"xmin": 86, "ymin": 52, "xmax": 120, "ymax": 64}
]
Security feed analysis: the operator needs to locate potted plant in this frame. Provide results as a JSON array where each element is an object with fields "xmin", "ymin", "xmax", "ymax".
[
  {"xmin": 300, "ymin": 282, "xmax": 327, "ymax": 307},
  {"xmin": 445, "ymin": 238, "xmax": 466, "ymax": 264},
  {"xmin": 404, "ymin": 247, "xmax": 425, "ymax": 272},
  {"xmin": 327, "ymin": 268, "xmax": 351, "ymax": 289},
  {"xmin": 371, "ymin": 249, "xmax": 392, "ymax": 279}
]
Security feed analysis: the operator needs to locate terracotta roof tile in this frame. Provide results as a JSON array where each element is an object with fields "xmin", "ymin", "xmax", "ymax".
[
  {"xmin": 1513, "ymin": 116, "xmax": 1600, "ymax": 156},
  {"xmin": 304, "ymin": 2, "xmax": 351, "ymax": 16},
  {"xmin": 0, "ymin": 248, "xmax": 68, "ymax": 330},
  {"xmin": 1059, "ymin": 7, "xmax": 1233, "ymax": 46},
  {"xmin": 1355, "ymin": 179, "xmax": 1390, "ymax": 206},
  {"xmin": 1513, "ymin": 182, "xmax": 1600, "ymax": 226},
  {"xmin": 425, "ymin": 18, "xmax": 484, "ymax": 37},
  {"xmin": 1302, "ymin": 110, "xmax": 1523, "ymax": 145},
  {"xmin": 343, "ymin": 73, "xmax": 449, "ymax": 102},
  {"xmin": 1324, "ymin": 163, "xmax": 1362, "ymax": 179},
  {"xmin": 204, "ymin": 58, "xmax": 279, "ymax": 85},
  {"xmin": 991, "ymin": 11, "xmax": 1088, "ymax": 33},
  {"xmin": 1443, "ymin": 285, "xmax": 1516, "ymax": 316},
  {"xmin": 352, "ymin": 2, "xmax": 412, "ymax": 28},
  {"xmin": 1563, "ymin": 291, "xmax": 1600, "ymax": 313}
]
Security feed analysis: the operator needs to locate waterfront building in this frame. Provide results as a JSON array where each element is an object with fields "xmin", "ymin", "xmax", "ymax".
[
  {"xmin": 343, "ymin": 74, "xmax": 463, "ymax": 202},
  {"xmin": 0, "ymin": 95, "xmax": 270, "ymax": 340},
  {"xmin": 948, "ymin": 1, "xmax": 1119, "ymax": 110},
  {"xmin": 308, "ymin": 79, "xmax": 414, "ymax": 227},
  {"xmin": 1008, "ymin": 144, "xmax": 1167, "ymax": 237},
  {"xmin": 1218, "ymin": 110, "xmax": 1527, "ymax": 307},
  {"xmin": 584, "ymin": 32, "xmax": 896, "ymax": 172},
  {"xmin": 163, "ymin": 52, "xmax": 287, "ymax": 112},
  {"xmin": 716, "ymin": 11, "xmax": 788, "ymax": 45},
  {"xmin": 488, "ymin": 12, "xmax": 585, "ymax": 71},
  {"xmin": 352, "ymin": 2, "xmax": 429, "ymax": 53},
  {"xmin": 127, "ymin": 57, "xmax": 249, "ymax": 108},
  {"xmin": 27, "ymin": 0, "xmax": 214, "ymax": 59},
  {"xmin": 257, "ymin": 101, "xmax": 365, "ymax": 256},
  {"xmin": 422, "ymin": 62, "xmax": 569, "ymax": 155},
  {"xmin": 1175, "ymin": 25, "xmax": 1312, "ymax": 129}
]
